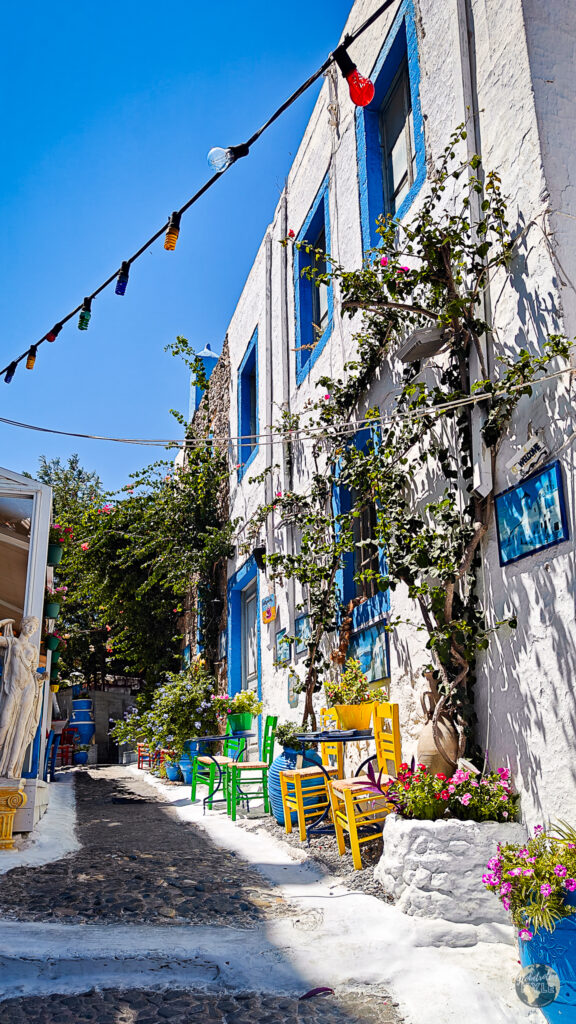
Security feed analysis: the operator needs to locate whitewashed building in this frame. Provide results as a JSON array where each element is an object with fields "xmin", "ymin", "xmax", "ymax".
[{"xmin": 195, "ymin": 0, "xmax": 576, "ymax": 825}]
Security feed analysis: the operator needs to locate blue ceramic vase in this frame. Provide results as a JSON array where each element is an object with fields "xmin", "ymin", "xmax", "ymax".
[
  {"xmin": 268, "ymin": 746, "xmax": 322, "ymax": 826},
  {"xmin": 519, "ymin": 891, "xmax": 576, "ymax": 1021}
]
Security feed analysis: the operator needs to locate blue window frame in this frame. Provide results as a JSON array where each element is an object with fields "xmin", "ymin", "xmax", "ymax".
[
  {"xmin": 237, "ymin": 328, "xmax": 258, "ymax": 479},
  {"xmin": 227, "ymin": 556, "xmax": 262, "ymax": 750},
  {"xmin": 294, "ymin": 174, "xmax": 333, "ymax": 386},
  {"xmin": 356, "ymin": 0, "xmax": 426, "ymax": 251}
]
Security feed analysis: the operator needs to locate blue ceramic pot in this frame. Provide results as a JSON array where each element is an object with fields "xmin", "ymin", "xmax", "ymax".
[
  {"xmin": 178, "ymin": 757, "xmax": 194, "ymax": 784},
  {"xmin": 268, "ymin": 747, "xmax": 322, "ymax": 826},
  {"xmin": 69, "ymin": 709, "xmax": 95, "ymax": 746},
  {"xmin": 519, "ymin": 891, "xmax": 576, "ymax": 1021},
  {"xmin": 165, "ymin": 762, "xmax": 182, "ymax": 782},
  {"xmin": 72, "ymin": 699, "xmax": 92, "ymax": 711},
  {"xmin": 182, "ymin": 739, "xmax": 209, "ymax": 759},
  {"xmin": 73, "ymin": 750, "xmax": 88, "ymax": 765}
]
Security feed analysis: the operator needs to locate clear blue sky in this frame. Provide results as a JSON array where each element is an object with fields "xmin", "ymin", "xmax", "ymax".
[{"xmin": 1, "ymin": 0, "xmax": 353, "ymax": 492}]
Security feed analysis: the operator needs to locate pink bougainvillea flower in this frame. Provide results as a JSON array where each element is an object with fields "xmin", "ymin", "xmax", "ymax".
[
  {"xmin": 565, "ymin": 878, "xmax": 576, "ymax": 891},
  {"xmin": 81, "ymin": 542, "xmax": 89, "ymax": 551},
  {"xmin": 518, "ymin": 929, "xmax": 533, "ymax": 941},
  {"xmin": 554, "ymin": 865, "xmax": 568, "ymax": 877},
  {"xmin": 380, "ymin": 255, "xmax": 389, "ymax": 267},
  {"xmin": 276, "ymin": 491, "xmax": 282, "ymax": 498},
  {"xmin": 288, "ymin": 229, "xmax": 295, "ymax": 238},
  {"xmin": 398, "ymin": 265, "xmax": 410, "ymax": 273},
  {"xmin": 324, "ymin": 394, "xmax": 331, "ymax": 400},
  {"xmin": 540, "ymin": 883, "xmax": 553, "ymax": 896}
]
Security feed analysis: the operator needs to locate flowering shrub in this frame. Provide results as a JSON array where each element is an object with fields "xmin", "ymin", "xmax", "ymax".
[
  {"xmin": 385, "ymin": 763, "xmax": 517, "ymax": 823},
  {"xmin": 49, "ymin": 523, "xmax": 74, "ymax": 548},
  {"xmin": 483, "ymin": 824, "xmax": 576, "ymax": 939},
  {"xmin": 211, "ymin": 689, "xmax": 264, "ymax": 718},
  {"xmin": 325, "ymin": 659, "xmax": 387, "ymax": 706}
]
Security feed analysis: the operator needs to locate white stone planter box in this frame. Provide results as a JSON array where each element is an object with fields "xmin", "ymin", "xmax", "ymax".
[{"xmin": 375, "ymin": 813, "xmax": 526, "ymax": 925}]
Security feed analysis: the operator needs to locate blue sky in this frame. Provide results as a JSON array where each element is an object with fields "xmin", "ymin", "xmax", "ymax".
[{"xmin": 1, "ymin": 0, "xmax": 353, "ymax": 492}]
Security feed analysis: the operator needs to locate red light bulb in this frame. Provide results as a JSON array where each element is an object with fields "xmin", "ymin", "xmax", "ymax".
[{"xmin": 346, "ymin": 69, "xmax": 375, "ymax": 107}]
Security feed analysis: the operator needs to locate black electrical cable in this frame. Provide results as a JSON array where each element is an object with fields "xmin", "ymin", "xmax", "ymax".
[{"xmin": 1, "ymin": 0, "xmax": 398, "ymax": 380}]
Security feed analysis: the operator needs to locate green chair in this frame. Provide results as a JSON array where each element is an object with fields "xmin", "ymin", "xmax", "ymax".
[
  {"xmin": 225, "ymin": 715, "xmax": 278, "ymax": 821},
  {"xmin": 190, "ymin": 729, "xmax": 247, "ymax": 809}
]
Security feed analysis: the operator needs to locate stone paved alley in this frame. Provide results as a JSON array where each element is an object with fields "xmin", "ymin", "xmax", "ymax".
[{"xmin": 0, "ymin": 768, "xmax": 401, "ymax": 1024}]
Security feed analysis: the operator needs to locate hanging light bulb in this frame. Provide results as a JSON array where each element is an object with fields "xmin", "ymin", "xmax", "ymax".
[
  {"xmin": 115, "ymin": 261, "xmax": 130, "ymax": 296},
  {"xmin": 26, "ymin": 346, "xmax": 38, "ymax": 370},
  {"xmin": 45, "ymin": 322, "xmax": 63, "ymax": 342},
  {"xmin": 164, "ymin": 211, "xmax": 182, "ymax": 251},
  {"xmin": 78, "ymin": 297, "xmax": 92, "ymax": 330},
  {"xmin": 332, "ymin": 44, "xmax": 375, "ymax": 107},
  {"xmin": 4, "ymin": 361, "xmax": 17, "ymax": 384},
  {"xmin": 207, "ymin": 142, "xmax": 250, "ymax": 173}
]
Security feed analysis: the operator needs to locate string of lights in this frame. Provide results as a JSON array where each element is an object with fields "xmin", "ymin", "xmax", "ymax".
[
  {"xmin": 1, "ymin": 364, "xmax": 572, "ymax": 448},
  {"xmin": 1, "ymin": 0, "xmax": 399, "ymax": 385}
]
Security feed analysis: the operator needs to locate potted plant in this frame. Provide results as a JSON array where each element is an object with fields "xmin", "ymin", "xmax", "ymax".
[
  {"xmin": 483, "ymin": 822, "xmax": 576, "ymax": 1020},
  {"xmin": 325, "ymin": 659, "xmax": 386, "ymax": 730},
  {"xmin": 45, "ymin": 632, "xmax": 63, "ymax": 652},
  {"xmin": 164, "ymin": 760, "xmax": 182, "ymax": 783},
  {"xmin": 370, "ymin": 761, "xmax": 523, "ymax": 925},
  {"xmin": 73, "ymin": 744, "xmax": 90, "ymax": 765},
  {"xmin": 44, "ymin": 584, "xmax": 68, "ymax": 620},
  {"xmin": 211, "ymin": 689, "xmax": 264, "ymax": 733},
  {"xmin": 267, "ymin": 720, "xmax": 321, "ymax": 826},
  {"xmin": 47, "ymin": 523, "xmax": 74, "ymax": 566}
]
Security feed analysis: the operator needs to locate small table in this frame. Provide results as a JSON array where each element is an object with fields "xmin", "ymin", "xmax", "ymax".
[
  {"xmin": 189, "ymin": 731, "xmax": 255, "ymax": 812},
  {"xmin": 295, "ymin": 729, "xmax": 376, "ymax": 841}
]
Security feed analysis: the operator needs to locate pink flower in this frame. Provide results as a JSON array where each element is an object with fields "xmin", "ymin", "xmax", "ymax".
[
  {"xmin": 502, "ymin": 811, "xmax": 509, "ymax": 818},
  {"xmin": 554, "ymin": 865, "xmax": 567, "ymax": 877},
  {"xmin": 81, "ymin": 543, "xmax": 89, "ymax": 551},
  {"xmin": 460, "ymin": 793, "xmax": 472, "ymax": 806},
  {"xmin": 324, "ymin": 394, "xmax": 331, "ymax": 401},
  {"xmin": 518, "ymin": 929, "xmax": 533, "ymax": 942},
  {"xmin": 540, "ymin": 884, "xmax": 553, "ymax": 896},
  {"xmin": 497, "ymin": 767, "xmax": 510, "ymax": 780},
  {"xmin": 534, "ymin": 825, "xmax": 544, "ymax": 834},
  {"xmin": 470, "ymin": 779, "xmax": 479, "ymax": 787},
  {"xmin": 440, "ymin": 790, "xmax": 449, "ymax": 800},
  {"xmin": 501, "ymin": 794, "xmax": 508, "ymax": 801},
  {"xmin": 398, "ymin": 266, "xmax": 410, "ymax": 273},
  {"xmin": 380, "ymin": 256, "xmax": 388, "ymax": 267},
  {"xmin": 105, "ymin": 625, "xmax": 111, "ymax": 632},
  {"xmin": 448, "ymin": 784, "xmax": 455, "ymax": 794},
  {"xmin": 487, "ymin": 857, "xmax": 502, "ymax": 871},
  {"xmin": 517, "ymin": 849, "xmax": 529, "ymax": 858},
  {"xmin": 500, "ymin": 883, "xmax": 512, "ymax": 895},
  {"xmin": 502, "ymin": 897, "xmax": 511, "ymax": 911},
  {"xmin": 275, "ymin": 491, "xmax": 282, "ymax": 498},
  {"xmin": 522, "ymin": 869, "xmax": 534, "ymax": 877},
  {"xmin": 508, "ymin": 868, "xmax": 522, "ymax": 877},
  {"xmin": 565, "ymin": 879, "xmax": 576, "ymax": 891}
]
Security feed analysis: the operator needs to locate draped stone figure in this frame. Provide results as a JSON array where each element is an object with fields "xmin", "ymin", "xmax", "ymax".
[{"xmin": 0, "ymin": 618, "xmax": 41, "ymax": 779}]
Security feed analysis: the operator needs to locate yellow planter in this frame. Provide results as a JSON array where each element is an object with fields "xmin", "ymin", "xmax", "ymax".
[
  {"xmin": 50, "ymin": 684, "xmax": 60, "ymax": 693},
  {"xmin": 334, "ymin": 702, "xmax": 374, "ymax": 730}
]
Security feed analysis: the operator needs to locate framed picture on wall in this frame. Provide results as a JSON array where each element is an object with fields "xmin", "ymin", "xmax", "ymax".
[
  {"xmin": 347, "ymin": 620, "xmax": 390, "ymax": 685},
  {"xmin": 294, "ymin": 614, "xmax": 311, "ymax": 656},
  {"xmin": 494, "ymin": 461, "xmax": 569, "ymax": 567},
  {"xmin": 287, "ymin": 670, "xmax": 300, "ymax": 709},
  {"xmin": 275, "ymin": 628, "xmax": 291, "ymax": 665}
]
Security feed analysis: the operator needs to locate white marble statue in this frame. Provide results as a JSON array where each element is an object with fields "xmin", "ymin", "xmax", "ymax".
[{"xmin": 0, "ymin": 617, "xmax": 41, "ymax": 779}]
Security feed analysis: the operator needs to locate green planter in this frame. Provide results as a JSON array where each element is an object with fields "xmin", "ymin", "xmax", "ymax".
[
  {"xmin": 50, "ymin": 667, "xmax": 59, "ymax": 681},
  {"xmin": 47, "ymin": 543, "xmax": 64, "ymax": 566},
  {"xmin": 45, "ymin": 635, "xmax": 60, "ymax": 651},
  {"xmin": 228, "ymin": 712, "xmax": 253, "ymax": 733},
  {"xmin": 44, "ymin": 601, "xmax": 61, "ymax": 619},
  {"xmin": 50, "ymin": 650, "xmax": 61, "ymax": 664}
]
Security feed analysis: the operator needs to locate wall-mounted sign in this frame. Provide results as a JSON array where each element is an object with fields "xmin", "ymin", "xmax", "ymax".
[
  {"xmin": 294, "ymin": 614, "xmax": 311, "ymax": 655},
  {"xmin": 507, "ymin": 437, "xmax": 548, "ymax": 478},
  {"xmin": 261, "ymin": 594, "xmax": 277, "ymax": 624},
  {"xmin": 275, "ymin": 628, "xmax": 291, "ymax": 665},
  {"xmin": 495, "ymin": 460, "xmax": 569, "ymax": 566}
]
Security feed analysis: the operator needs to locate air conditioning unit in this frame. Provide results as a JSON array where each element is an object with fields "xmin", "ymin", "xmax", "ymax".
[{"xmin": 396, "ymin": 326, "xmax": 445, "ymax": 363}]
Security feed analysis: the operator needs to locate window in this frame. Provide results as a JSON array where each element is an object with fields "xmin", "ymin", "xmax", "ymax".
[
  {"xmin": 353, "ymin": 499, "xmax": 380, "ymax": 600},
  {"xmin": 241, "ymin": 582, "xmax": 258, "ymax": 691},
  {"xmin": 294, "ymin": 174, "xmax": 333, "ymax": 386},
  {"xmin": 355, "ymin": 0, "xmax": 426, "ymax": 250},
  {"xmin": 237, "ymin": 329, "xmax": 258, "ymax": 479}
]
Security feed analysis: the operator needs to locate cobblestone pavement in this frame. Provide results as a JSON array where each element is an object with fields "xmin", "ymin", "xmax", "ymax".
[
  {"xmin": 0, "ymin": 988, "xmax": 401, "ymax": 1024},
  {"xmin": 0, "ymin": 768, "xmax": 288, "ymax": 927}
]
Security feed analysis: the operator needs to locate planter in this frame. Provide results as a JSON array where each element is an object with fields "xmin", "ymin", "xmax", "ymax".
[
  {"xmin": 519, "ymin": 891, "xmax": 576, "ymax": 1021},
  {"xmin": 183, "ymin": 739, "xmax": 209, "ymax": 759},
  {"xmin": 227, "ymin": 712, "xmax": 253, "ymax": 733},
  {"xmin": 165, "ymin": 762, "xmax": 182, "ymax": 782},
  {"xmin": 50, "ymin": 684, "xmax": 60, "ymax": 693},
  {"xmin": 178, "ymin": 757, "xmax": 194, "ymax": 784},
  {"xmin": 416, "ymin": 716, "xmax": 459, "ymax": 778},
  {"xmin": 47, "ymin": 543, "xmax": 64, "ymax": 566},
  {"xmin": 50, "ymin": 668, "xmax": 59, "ymax": 681},
  {"xmin": 268, "ymin": 746, "xmax": 323, "ymax": 826},
  {"xmin": 72, "ymin": 699, "xmax": 93, "ymax": 711},
  {"xmin": 45, "ymin": 635, "xmax": 60, "ymax": 652},
  {"xmin": 50, "ymin": 650, "xmax": 61, "ymax": 664},
  {"xmin": 376, "ymin": 813, "xmax": 526, "ymax": 925},
  {"xmin": 44, "ymin": 601, "xmax": 61, "ymax": 619},
  {"xmin": 73, "ymin": 750, "xmax": 89, "ymax": 765},
  {"xmin": 334, "ymin": 702, "xmax": 374, "ymax": 731}
]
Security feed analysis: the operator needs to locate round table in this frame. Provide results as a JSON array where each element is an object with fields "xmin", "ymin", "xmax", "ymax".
[{"xmin": 189, "ymin": 731, "xmax": 255, "ymax": 811}]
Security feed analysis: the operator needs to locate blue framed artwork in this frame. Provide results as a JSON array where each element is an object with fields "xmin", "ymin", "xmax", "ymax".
[
  {"xmin": 294, "ymin": 614, "xmax": 311, "ymax": 656},
  {"xmin": 287, "ymin": 670, "xmax": 300, "ymax": 709},
  {"xmin": 494, "ymin": 461, "xmax": 569, "ymax": 567},
  {"xmin": 347, "ymin": 620, "xmax": 390, "ymax": 685},
  {"xmin": 275, "ymin": 628, "xmax": 291, "ymax": 665}
]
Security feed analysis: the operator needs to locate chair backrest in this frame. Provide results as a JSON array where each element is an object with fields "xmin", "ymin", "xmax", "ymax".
[
  {"xmin": 224, "ymin": 723, "xmax": 247, "ymax": 761},
  {"xmin": 262, "ymin": 715, "xmax": 278, "ymax": 765},
  {"xmin": 373, "ymin": 701, "xmax": 402, "ymax": 777},
  {"xmin": 319, "ymin": 707, "xmax": 344, "ymax": 776}
]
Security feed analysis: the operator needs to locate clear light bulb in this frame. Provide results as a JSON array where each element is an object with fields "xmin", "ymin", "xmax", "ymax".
[{"xmin": 207, "ymin": 147, "xmax": 233, "ymax": 173}]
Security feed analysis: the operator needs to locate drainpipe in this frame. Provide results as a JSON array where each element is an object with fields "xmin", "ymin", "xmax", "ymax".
[
  {"xmin": 280, "ymin": 191, "xmax": 297, "ymax": 637},
  {"xmin": 264, "ymin": 230, "xmax": 274, "ymax": 557}
]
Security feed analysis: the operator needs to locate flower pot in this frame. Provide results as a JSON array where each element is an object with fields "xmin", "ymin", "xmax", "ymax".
[
  {"xmin": 183, "ymin": 739, "xmax": 209, "ymax": 759},
  {"xmin": 334, "ymin": 702, "xmax": 374, "ymax": 730},
  {"xmin": 44, "ymin": 601, "xmax": 61, "ymax": 620},
  {"xmin": 73, "ymin": 750, "xmax": 89, "ymax": 765},
  {"xmin": 50, "ymin": 684, "xmax": 60, "ymax": 693},
  {"xmin": 50, "ymin": 668, "xmax": 59, "ymax": 681},
  {"xmin": 228, "ymin": 712, "xmax": 253, "ymax": 733},
  {"xmin": 416, "ymin": 715, "xmax": 459, "ymax": 778},
  {"xmin": 45, "ymin": 635, "xmax": 60, "ymax": 652},
  {"xmin": 165, "ymin": 762, "xmax": 182, "ymax": 782},
  {"xmin": 178, "ymin": 757, "xmax": 194, "ymax": 784},
  {"xmin": 72, "ymin": 699, "xmax": 93, "ymax": 711},
  {"xmin": 519, "ymin": 891, "xmax": 576, "ymax": 1021},
  {"xmin": 47, "ymin": 543, "xmax": 64, "ymax": 566},
  {"xmin": 268, "ymin": 746, "xmax": 322, "ymax": 826},
  {"xmin": 50, "ymin": 650, "xmax": 61, "ymax": 664}
]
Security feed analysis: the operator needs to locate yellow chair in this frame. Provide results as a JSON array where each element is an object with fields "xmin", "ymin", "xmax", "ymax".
[
  {"xmin": 279, "ymin": 708, "xmax": 344, "ymax": 842},
  {"xmin": 328, "ymin": 701, "xmax": 402, "ymax": 870}
]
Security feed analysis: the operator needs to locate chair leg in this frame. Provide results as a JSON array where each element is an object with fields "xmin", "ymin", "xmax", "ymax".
[
  {"xmin": 279, "ymin": 773, "xmax": 292, "ymax": 834},
  {"xmin": 343, "ymin": 788, "xmax": 363, "ymax": 870},
  {"xmin": 329, "ymin": 787, "xmax": 346, "ymax": 858},
  {"xmin": 294, "ymin": 777, "xmax": 307, "ymax": 842},
  {"xmin": 229, "ymin": 766, "xmax": 238, "ymax": 821},
  {"xmin": 262, "ymin": 771, "xmax": 269, "ymax": 814},
  {"xmin": 207, "ymin": 763, "xmax": 216, "ymax": 809},
  {"xmin": 190, "ymin": 759, "xmax": 198, "ymax": 802}
]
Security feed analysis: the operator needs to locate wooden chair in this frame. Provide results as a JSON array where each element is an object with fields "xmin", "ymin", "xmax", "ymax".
[
  {"xmin": 226, "ymin": 715, "xmax": 278, "ymax": 821},
  {"xmin": 279, "ymin": 708, "xmax": 344, "ymax": 842},
  {"xmin": 328, "ymin": 701, "xmax": 401, "ymax": 870},
  {"xmin": 190, "ymin": 730, "xmax": 247, "ymax": 808},
  {"xmin": 137, "ymin": 743, "xmax": 150, "ymax": 770}
]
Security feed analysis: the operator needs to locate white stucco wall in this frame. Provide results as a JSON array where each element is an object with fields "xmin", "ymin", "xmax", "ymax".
[{"xmin": 220, "ymin": 0, "xmax": 576, "ymax": 824}]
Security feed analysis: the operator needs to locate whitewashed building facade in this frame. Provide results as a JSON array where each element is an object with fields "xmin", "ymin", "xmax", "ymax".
[{"xmin": 196, "ymin": 0, "xmax": 576, "ymax": 825}]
